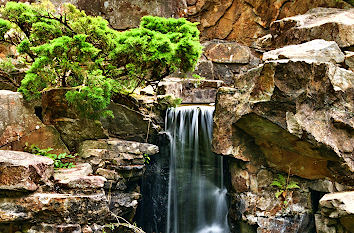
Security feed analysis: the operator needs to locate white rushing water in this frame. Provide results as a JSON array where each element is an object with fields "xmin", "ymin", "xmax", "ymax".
[{"xmin": 165, "ymin": 106, "xmax": 230, "ymax": 233}]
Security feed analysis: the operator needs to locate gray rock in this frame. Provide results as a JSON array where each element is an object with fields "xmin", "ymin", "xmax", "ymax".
[
  {"xmin": 270, "ymin": 8, "xmax": 354, "ymax": 48},
  {"xmin": 329, "ymin": 65, "xmax": 354, "ymax": 91},
  {"xmin": 319, "ymin": 192, "xmax": 354, "ymax": 232},
  {"xmin": 100, "ymin": 102, "xmax": 156, "ymax": 142},
  {"xmin": 315, "ymin": 214, "xmax": 336, "ymax": 233},
  {"xmin": 213, "ymin": 59, "xmax": 354, "ymax": 182},
  {"xmin": 307, "ymin": 179, "xmax": 335, "ymax": 193},
  {"xmin": 263, "ymin": 40, "xmax": 345, "ymax": 63},
  {"xmin": 320, "ymin": 192, "xmax": 354, "ymax": 218},
  {"xmin": 0, "ymin": 150, "xmax": 53, "ymax": 191}
]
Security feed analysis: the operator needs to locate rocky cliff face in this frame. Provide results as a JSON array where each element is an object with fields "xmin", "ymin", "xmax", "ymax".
[
  {"xmin": 212, "ymin": 7, "xmax": 354, "ymax": 233},
  {"xmin": 186, "ymin": 0, "xmax": 352, "ymax": 45}
]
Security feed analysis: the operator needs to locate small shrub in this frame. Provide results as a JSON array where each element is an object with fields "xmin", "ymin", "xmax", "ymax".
[
  {"xmin": 271, "ymin": 174, "xmax": 300, "ymax": 205},
  {"xmin": 25, "ymin": 144, "xmax": 76, "ymax": 169}
]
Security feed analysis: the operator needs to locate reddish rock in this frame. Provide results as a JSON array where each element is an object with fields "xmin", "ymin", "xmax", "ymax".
[
  {"xmin": 187, "ymin": 0, "xmax": 351, "ymax": 45},
  {"xmin": 0, "ymin": 90, "xmax": 69, "ymax": 154},
  {"xmin": 0, "ymin": 150, "xmax": 53, "ymax": 191}
]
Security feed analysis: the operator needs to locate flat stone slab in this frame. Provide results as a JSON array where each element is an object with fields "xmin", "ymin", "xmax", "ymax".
[
  {"xmin": 263, "ymin": 39, "xmax": 345, "ymax": 63},
  {"xmin": 54, "ymin": 163, "xmax": 106, "ymax": 189},
  {"xmin": 157, "ymin": 77, "xmax": 223, "ymax": 104},
  {"xmin": 0, "ymin": 192, "xmax": 110, "ymax": 223},
  {"xmin": 320, "ymin": 191, "xmax": 354, "ymax": 218},
  {"xmin": 0, "ymin": 150, "xmax": 53, "ymax": 191},
  {"xmin": 28, "ymin": 224, "xmax": 81, "ymax": 233},
  {"xmin": 80, "ymin": 139, "xmax": 159, "ymax": 156}
]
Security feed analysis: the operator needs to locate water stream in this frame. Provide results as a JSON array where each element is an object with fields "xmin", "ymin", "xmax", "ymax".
[{"xmin": 137, "ymin": 106, "xmax": 229, "ymax": 233}]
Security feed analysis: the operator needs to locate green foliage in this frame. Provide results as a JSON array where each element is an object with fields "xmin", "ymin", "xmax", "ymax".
[
  {"xmin": 143, "ymin": 153, "xmax": 151, "ymax": 164},
  {"xmin": 271, "ymin": 174, "xmax": 300, "ymax": 199},
  {"xmin": 25, "ymin": 144, "xmax": 76, "ymax": 169},
  {"xmin": 0, "ymin": 1, "xmax": 202, "ymax": 119},
  {"xmin": 157, "ymin": 94, "xmax": 182, "ymax": 110}
]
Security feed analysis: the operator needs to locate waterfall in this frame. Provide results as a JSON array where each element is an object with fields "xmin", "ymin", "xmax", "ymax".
[{"xmin": 165, "ymin": 106, "xmax": 229, "ymax": 233}]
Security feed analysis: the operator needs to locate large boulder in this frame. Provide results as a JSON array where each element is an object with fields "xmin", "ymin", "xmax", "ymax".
[
  {"xmin": 204, "ymin": 41, "xmax": 251, "ymax": 64},
  {"xmin": 195, "ymin": 40, "xmax": 261, "ymax": 85},
  {"xmin": 213, "ymin": 42, "xmax": 354, "ymax": 182},
  {"xmin": 186, "ymin": 0, "xmax": 351, "ymax": 45},
  {"xmin": 269, "ymin": 8, "xmax": 354, "ymax": 48},
  {"xmin": 0, "ymin": 90, "xmax": 69, "ymax": 154},
  {"xmin": 0, "ymin": 150, "xmax": 53, "ymax": 191}
]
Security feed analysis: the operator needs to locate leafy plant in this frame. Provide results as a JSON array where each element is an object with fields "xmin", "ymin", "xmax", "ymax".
[
  {"xmin": 25, "ymin": 143, "xmax": 76, "ymax": 169},
  {"xmin": 0, "ymin": 1, "xmax": 202, "ymax": 119},
  {"xmin": 157, "ymin": 94, "xmax": 182, "ymax": 110},
  {"xmin": 191, "ymin": 73, "xmax": 205, "ymax": 88},
  {"xmin": 271, "ymin": 174, "xmax": 300, "ymax": 200},
  {"xmin": 143, "ymin": 153, "xmax": 151, "ymax": 164}
]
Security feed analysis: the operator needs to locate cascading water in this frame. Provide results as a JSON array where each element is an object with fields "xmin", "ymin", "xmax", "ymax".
[
  {"xmin": 165, "ymin": 106, "xmax": 229, "ymax": 233},
  {"xmin": 136, "ymin": 105, "xmax": 229, "ymax": 233}
]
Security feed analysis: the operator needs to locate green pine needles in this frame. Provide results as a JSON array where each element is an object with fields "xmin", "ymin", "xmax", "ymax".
[{"xmin": 0, "ymin": 1, "xmax": 202, "ymax": 119}]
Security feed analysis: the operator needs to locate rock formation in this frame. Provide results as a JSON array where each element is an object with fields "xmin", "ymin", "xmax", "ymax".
[{"xmin": 212, "ymin": 8, "xmax": 354, "ymax": 233}]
